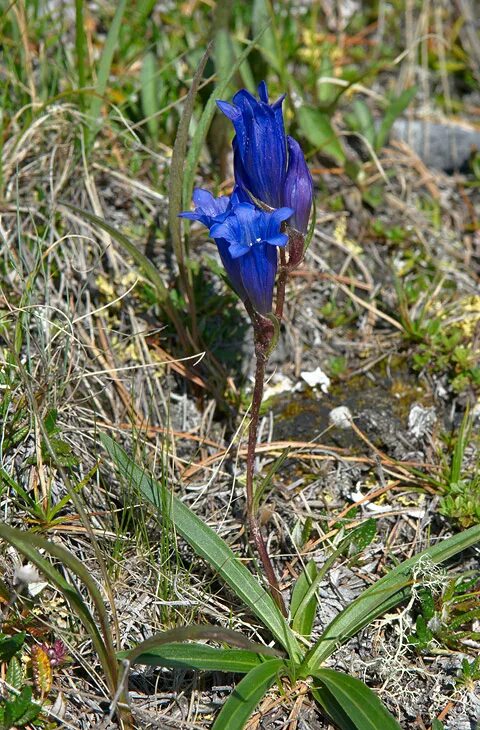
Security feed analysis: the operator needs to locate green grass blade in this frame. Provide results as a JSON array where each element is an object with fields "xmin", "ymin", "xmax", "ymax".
[
  {"xmin": 101, "ymin": 434, "xmax": 302, "ymax": 661},
  {"xmin": 121, "ymin": 625, "xmax": 284, "ymax": 666},
  {"xmin": 74, "ymin": 0, "xmax": 88, "ymax": 113},
  {"xmin": 119, "ymin": 643, "xmax": 265, "ymax": 673},
  {"xmin": 87, "ymin": 0, "xmax": 128, "ymax": 136},
  {"xmin": 312, "ymin": 669, "xmax": 401, "ymax": 729},
  {"xmin": 212, "ymin": 660, "xmax": 285, "ymax": 730},
  {"xmin": 290, "ymin": 560, "xmax": 318, "ymax": 638},
  {"xmin": 182, "ymin": 25, "xmax": 269, "ymax": 212},
  {"xmin": 253, "ymin": 447, "xmax": 291, "ymax": 513},
  {"xmin": 168, "ymin": 44, "xmax": 211, "ymax": 318},
  {"xmin": 302, "ymin": 524, "xmax": 480, "ymax": 672},
  {"xmin": 0, "ymin": 524, "xmax": 117, "ymax": 693}
]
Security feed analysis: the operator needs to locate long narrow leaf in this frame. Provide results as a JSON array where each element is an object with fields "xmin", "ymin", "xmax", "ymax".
[
  {"xmin": 290, "ymin": 560, "xmax": 318, "ymax": 638},
  {"xmin": 120, "ymin": 625, "xmax": 284, "ymax": 666},
  {"xmin": 303, "ymin": 524, "xmax": 480, "ymax": 672},
  {"xmin": 101, "ymin": 435, "xmax": 301, "ymax": 661},
  {"xmin": 119, "ymin": 644, "xmax": 265, "ymax": 674},
  {"xmin": 0, "ymin": 524, "xmax": 117, "ymax": 692},
  {"xmin": 74, "ymin": 0, "xmax": 88, "ymax": 113},
  {"xmin": 312, "ymin": 669, "xmax": 401, "ymax": 729},
  {"xmin": 168, "ymin": 44, "xmax": 211, "ymax": 309},
  {"xmin": 212, "ymin": 660, "xmax": 285, "ymax": 730},
  {"xmin": 87, "ymin": 0, "xmax": 128, "ymax": 135},
  {"xmin": 311, "ymin": 685, "xmax": 357, "ymax": 730}
]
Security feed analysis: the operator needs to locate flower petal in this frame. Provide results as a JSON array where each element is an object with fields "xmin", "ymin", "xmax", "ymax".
[
  {"xmin": 264, "ymin": 232, "xmax": 288, "ymax": 248},
  {"xmin": 215, "ymin": 238, "xmax": 248, "ymax": 301},
  {"xmin": 180, "ymin": 188, "xmax": 232, "ymax": 228},
  {"xmin": 238, "ymin": 241, "xmax": 278, "ymax": 314},
  {"xmin": 216, "ymin": 100, "xmax": 241, "ymax": 122}
]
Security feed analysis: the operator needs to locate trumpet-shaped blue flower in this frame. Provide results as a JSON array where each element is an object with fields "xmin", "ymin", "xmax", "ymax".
[
  {"xmin": 211, "ymin": 203, "xmax": 292, "ymax": 315},
  {"xmin": 217, "ymin": 82, "xmax": 287, "ymax": 209},
  {"xmin": 217, "ymin": 82, "xmax": 313, "ymax": 234}
]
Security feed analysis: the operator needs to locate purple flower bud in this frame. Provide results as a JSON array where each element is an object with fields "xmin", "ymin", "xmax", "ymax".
[{"xmin": 284, "ymin": 136, "xmax": 313, "ymax": 234}]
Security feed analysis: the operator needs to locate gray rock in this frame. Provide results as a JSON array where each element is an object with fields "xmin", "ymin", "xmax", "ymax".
[{"xmin": 391, "ymin": 118, "xmax": 480, "ymax": 172}]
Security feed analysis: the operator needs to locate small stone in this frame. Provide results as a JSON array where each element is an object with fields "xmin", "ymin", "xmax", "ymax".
[
  {"xmin": 408, "ymin": 404, "xmax": 436, "ymax": 440},
  {"xmin": 301, "ymin": 366, "xmax": 331, "ymax": 392},
  {"xmin": 329, "ymin": 406, "xmax": 353, "ymax": 429}
]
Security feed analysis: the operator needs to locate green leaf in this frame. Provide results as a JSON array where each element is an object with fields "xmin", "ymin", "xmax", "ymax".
[
  {"xmin": 119, "ymin": 643, "xmax": 265, "ymax": 673},
  {"xmin": 297, "ymin": 107, "xmax": 345, "ymax": 164},
  {"xmin": 0, "ymin": 633, "xmax": 26, "ymax": 662},
  {"xmin": 6, "ymin": 656, "xmax": 23, "ymax": 691},
  {"xmin": 312, "ymin": 669, "xmax": 401, "ymax": 729},
  {"xmin": 87, "ymin": 0, "xmax": 128, "ymax": 138},
  {"xmin": 349, "ymin": 518, "xmax": 376, "ymax": 554},
  {"xmin": 100, "ymin": 435, "xmax": 301, "ymax": 661},
  {"xmin": 212, "ymin": 660, "xmax": 285, "ymax": 730},
  {"xmin": 431, "ymin": 720, "xmax": 445, "ymax": 730},
  {"xmin": 345, "ymin": 99, "xmax": 376, "ymax": 147},
  {"xmin": 302, "ymin": 524, "xmax": 480, "ymax": 672},
  {"xmin": 252, "ymin": 0, "xmax": 280, "ymax": 72},
  {"xmin": 119, "ymin": 624, "xmax": 283, "ymax": 669},
  {"xmin": 311, "ymin": 685, "xmax": 357, "ymax": 730},
  {"xmin": 0, "ymin": 525, "xmax": 117, "ymax": 694},
  {"xmin": 317, "ymin": 54, "xmax": 337, "ymax": 107},
  {"xmin": 376, "ymin": 86, "xmax": 417, "ymax": 150},
  {"xmin": 291, "ymin": 561, "xmax": 318, "ymax": 639},
  {"xmin": 13, "ymin": 695, "xmax": 42, "ymax": 727},
  {"xmin": 140, "ymin": 52, "xmax": 159, "ymax": 139},
  {"xmin": 7, "ymin": 686, "xmax": 34, "ymax": 724}
]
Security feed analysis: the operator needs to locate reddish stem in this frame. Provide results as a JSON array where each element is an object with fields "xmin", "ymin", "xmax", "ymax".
[
  {"xmin": 244, "ymin": 317, "xmax": 287, "ymax": 616},
  {"xmin": 275, "ymin": 249, "xmax": 288, "ymax": 320}
]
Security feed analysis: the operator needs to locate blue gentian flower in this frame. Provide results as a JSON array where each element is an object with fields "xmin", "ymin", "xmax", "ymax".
[
  {"xmin": 217, "ymin": 82, "xmax": 313, "ymax": 234},
  {"xmin": 217, "ymin": 81, "xmax": 287, "ymax": 209},
  {"xmin": 210, "ymin": 203, "xmax": 293, "ymax": 315}
]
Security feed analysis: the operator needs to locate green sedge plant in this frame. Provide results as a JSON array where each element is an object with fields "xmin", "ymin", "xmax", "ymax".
[
  {"xmin": 3, "ymin": 447, "xmax": 480, "ymax": 730},
  {"xmin": 101, "ymin": 435, "xmax": 480, "ymax": 730}
]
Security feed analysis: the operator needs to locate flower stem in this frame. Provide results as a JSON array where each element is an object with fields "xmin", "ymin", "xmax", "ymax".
[
  {"xmin": 275, "ymin": 249, "xmax": 288, "ymax": 320},
  {"xmin": 245, "ymin": 321, "xmax": 287, "ymax": 617}
]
